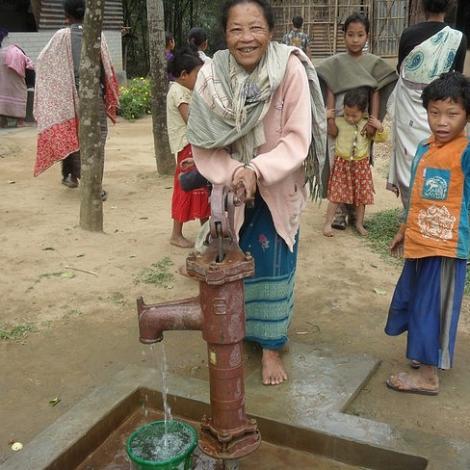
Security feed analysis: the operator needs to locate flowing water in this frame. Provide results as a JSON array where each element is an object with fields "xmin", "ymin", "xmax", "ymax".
[
  {"xmin": 135, "ymin": 343, "xmax": 176, "ymax": 461},
  {"xmin": 157, "ymin": 342, "xmax": 173, "ymax": 427}
]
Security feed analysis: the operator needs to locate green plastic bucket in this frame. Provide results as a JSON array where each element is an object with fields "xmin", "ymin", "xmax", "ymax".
[{"xmin": 126, "ymin": 419, "xmax": 198, "ymax": 470}]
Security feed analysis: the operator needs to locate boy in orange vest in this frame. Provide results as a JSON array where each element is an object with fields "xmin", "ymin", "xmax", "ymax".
[{"xmin": 385, "ymin": 71, "xmax": 470, "ymax": 395}]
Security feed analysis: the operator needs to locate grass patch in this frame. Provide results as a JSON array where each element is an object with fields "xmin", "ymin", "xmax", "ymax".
[
  {"xmin": 109, "ymin": 292, "xmax": 126, "ymax": 305},
  {"xmin": 65, "ymin": 308, "xmax": 82, "ymax": 318},
  {"xmin": 0, "ymin": 324, "xmax": 35, "ymax": 341},
  {"xmin": 366, "ymin": 208, "xmax": 470, "ymax": 294},
  {"xmin": 135, "ymin": 257, "xmax": 175, "ymax": 288},
  {"xmin": 365, "ymin": 208, "xmax": 402, "ymax": 262}
]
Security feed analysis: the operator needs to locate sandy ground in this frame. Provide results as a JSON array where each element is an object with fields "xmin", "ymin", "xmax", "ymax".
[{"xmin": 1, "ymin": 116, "xmax": 470, "ymax": 464}]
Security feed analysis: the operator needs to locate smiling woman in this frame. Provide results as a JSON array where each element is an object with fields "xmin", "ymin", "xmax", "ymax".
[
  {"xmin": 223, "ymin": 1, "xmax": 273, "ymax": 72},
  {"xmin": 187, "ymin": 0, "xmax": 326, "ymax": 386}
]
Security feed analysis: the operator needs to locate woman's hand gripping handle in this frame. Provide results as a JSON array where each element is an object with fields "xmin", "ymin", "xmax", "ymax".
[{"xmin": 231, "ymin": 164, "xmax": 257, "ymax": 206}]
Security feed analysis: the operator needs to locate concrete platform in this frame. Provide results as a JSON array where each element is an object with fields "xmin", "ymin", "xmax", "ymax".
[
  {"xmin": 245, "ymin": 342, "xmax": 379, "ymax": 415},
  {"xmin": 1, "ymin": 342, "xmax": 470, "ymax": 469}
]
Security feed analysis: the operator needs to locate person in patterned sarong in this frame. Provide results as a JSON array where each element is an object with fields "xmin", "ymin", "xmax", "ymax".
[
  {"xmin": 187, "ymin": 0, "xmax": 326, "ymax": 386},
  {"xmin": 33, "ymin": 0, "xmax": 119, "ymax": 200}
]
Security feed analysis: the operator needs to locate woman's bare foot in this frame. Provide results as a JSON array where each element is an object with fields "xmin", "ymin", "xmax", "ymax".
[
  {"xmin": 323, "ymin": 224, "xmax": 334, "ymax": 237},
  {"xmin": 355, "ymin": 224, "xmax": 368, "ymax": 236},
  {"xmin": 262, "ymin": 349, "xmax": 287, "ymax": 385},
  {"xmin": 170, "ymin": 236, "xmax": 194, "ymax": 248}
]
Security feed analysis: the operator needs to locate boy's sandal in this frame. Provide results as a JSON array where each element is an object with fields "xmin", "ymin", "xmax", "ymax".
[
  {"xmin": 410, "ymin": 360, "xmax": 421, "ymax": 369},
  {"xmin": 386, "ymin": 372, "xmax": 439, "ymax": 396},
  {"xmin": 331, "ymin": 214, "xmax": 347, "ymax": 230}
]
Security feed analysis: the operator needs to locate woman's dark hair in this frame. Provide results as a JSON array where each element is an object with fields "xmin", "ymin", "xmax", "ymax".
[
  {"xmin": 422, "ymin": 0, "xmax": 451, "ymax": 14},
  {"xmin": 221, "ymin": 0, "xmax": 275, "ymax": 32},
  {"xmin": 0, "ymin": 27, "xmax": 8, "ymax": 47},
  {"xmin": 422, "ymin": 71, "xmax": 470, "ymax": 115},
  {"xmin": 343, "ymin": 12, "xmax": 370, "ymax": 34},
  {"xmin": 188, "ymin": 27, "xmax": 208, "ymax": 50},
  {"xmin": 165, "ymin": 31, "xmax": 174, "ymax": 48},
  {"xmin": 167, "ymin": 47, "xmax": 203, "ymax": 78},
  {"xmin": 292, "ymin": 16, "xmax": 303, "ymax": 29},
  {"xmin": 63, "ymin": 0, "xmax": 85, "ymax": 21},
  {"xmin": 343, "ymin": 87, "xmax": 369, "ymax": 112}
]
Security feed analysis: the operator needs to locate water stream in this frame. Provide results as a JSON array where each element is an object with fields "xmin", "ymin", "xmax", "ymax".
[
  {"xmin": 136, "ymin": 345, "xmax": 237, "ymax": 469},
  {"xmin": 151, "ymin": 343, "xmax": 173, "ymax": 448}
]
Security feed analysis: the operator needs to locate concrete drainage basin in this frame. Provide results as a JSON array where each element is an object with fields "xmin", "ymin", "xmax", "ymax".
[{"xmin": 0, "ymin": 364, "xmax": 432, "ymax": 470}]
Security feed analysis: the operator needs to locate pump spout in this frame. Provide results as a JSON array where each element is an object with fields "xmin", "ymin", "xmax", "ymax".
[{"xmin": 137, "ymin": 296, "xmax": 203, "ymax": 344}]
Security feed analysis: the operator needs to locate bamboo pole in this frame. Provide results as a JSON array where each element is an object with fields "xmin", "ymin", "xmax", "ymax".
[{"xmin": 333, "ymin": 0, "xmax": 339, "ymax": 54}]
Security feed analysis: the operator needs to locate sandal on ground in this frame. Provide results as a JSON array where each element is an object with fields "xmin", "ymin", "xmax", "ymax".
[
  {"xmin": 386, "ymin": 372, "xmax": 439, "ymax": 396},
  {"xmin": 331, "ymin": 214, "xmax": 347, "ymax": 230},
  {"xmin": 101, "ymin": 190, "xmax": 107, "ymax": 201},
  {"xmin": 410, "ymin": 360, "xmax": 421, "ymax": 369},
  {"xmin": 62, "ymin": 175, "xmax": 79, "ymax": 188}
]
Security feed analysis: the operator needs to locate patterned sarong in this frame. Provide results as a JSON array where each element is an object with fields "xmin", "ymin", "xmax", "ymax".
[
  {"xmin": 33, "ymin": 27, "xmax": 119, "ymax": 176},
  {"xmin": 239, "ymin": 193, "xmax": 298, "ymax": 350}
]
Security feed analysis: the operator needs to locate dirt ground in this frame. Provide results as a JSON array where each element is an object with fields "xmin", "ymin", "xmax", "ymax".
[{"xmin": 1, "ymin": 116, "xmax": 470, "ymax": 465}]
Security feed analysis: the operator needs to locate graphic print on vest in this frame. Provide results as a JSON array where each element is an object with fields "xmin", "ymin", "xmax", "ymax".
[
  {"xmin": 422, "ymin": 168, "xmax": 450, "ymax": 200},
  {"xmin": 417, "ymin": 205, "xmax": 455, "ymax": 240}
]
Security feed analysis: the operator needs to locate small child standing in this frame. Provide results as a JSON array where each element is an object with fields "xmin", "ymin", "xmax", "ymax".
[
  {"xmin": 166, "ymin": 48, "xmax": 210, "ymax": 248},
  {"xmin": 386, "ymin": 72, "xmax": 470, "ymax": 395},
  {"xmin": 323, "ymin": 87, "xmax": 387, "ymax": 237}
]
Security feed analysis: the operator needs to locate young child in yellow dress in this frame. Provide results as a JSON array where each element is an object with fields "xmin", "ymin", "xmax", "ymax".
[{"xmin": 323, "ymin": 87, "xmax": 387, "ymax": 237}]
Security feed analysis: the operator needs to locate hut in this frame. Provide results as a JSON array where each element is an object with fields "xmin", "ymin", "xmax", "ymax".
[
  {"xmin": 272, "ymin": 0, "xmax": 468, "ymax": 58},
  {"xmin": 0, "ymin": 0, "xmax": 124, "ymax": 74}
]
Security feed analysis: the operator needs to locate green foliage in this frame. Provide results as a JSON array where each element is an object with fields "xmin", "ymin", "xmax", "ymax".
[
  {"xmin": 365, "ymin": 208, "xmax": 402, "ymax": 262},
  {"xmin": 135, "ymin": 257, "xmax": 175, "ymax": 288},
  {"xmin": 122, "ymin": 0, "xmax": 226, "ymax": 78},
  {"xmin": 365, "ymin": 208, "xmax": 470, "ymax": 295},
  {"xmin": 0, "ymin": 324, "xmax": 35, "ymax": 341},
  {"xmin": 119, "ymin": 77, "xmax": 152, "ymax": 120}
]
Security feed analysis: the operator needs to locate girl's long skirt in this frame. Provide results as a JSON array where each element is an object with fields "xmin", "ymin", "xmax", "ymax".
[
  {"xmin": 385, "ymin": 256, "xmax": 466, "ymax": 369},
  {"xmin": 171, "ymin": 144, "xmax": 210, "ymax": 223},
  {"xmin": 239, "ymin": 193, "xmax": 298, "ymax": 350},
  {"xmin": 327, "ymin": 156, "xmax": 374, "ymax": 205}
]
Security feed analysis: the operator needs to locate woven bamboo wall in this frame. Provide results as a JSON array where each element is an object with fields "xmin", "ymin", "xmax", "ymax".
[
  {"xmin": 272, "ymin": 0, "xmax": 408, "ymax": 58},
  {"xmin": 38, "ymin": 0, "xmax": 123, "ymax": 30}
]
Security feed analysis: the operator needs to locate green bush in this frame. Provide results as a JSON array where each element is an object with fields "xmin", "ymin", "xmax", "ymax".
[{"xmin": 119, "ymin": 77, "xmax": 151, "ymax": 120}]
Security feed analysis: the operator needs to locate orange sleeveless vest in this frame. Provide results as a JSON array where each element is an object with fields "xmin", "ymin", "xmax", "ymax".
[{"xmin": 405, "ymin": 134, "xmax": 470, "ymax": 259}]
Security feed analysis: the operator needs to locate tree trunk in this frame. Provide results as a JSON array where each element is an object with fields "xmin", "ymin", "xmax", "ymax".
[
  {"xmin": 79, "ymin": 0, "xmax": 106, "ymax": 232},
  {"xmin": 147, "ymin": 0, "xmax": 175, "ymax": 175}
]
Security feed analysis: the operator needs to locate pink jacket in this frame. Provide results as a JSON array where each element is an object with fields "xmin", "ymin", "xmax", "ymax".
[{"xmin": 192, "ymin": 55, "xmax": 312, "ymax": 251}]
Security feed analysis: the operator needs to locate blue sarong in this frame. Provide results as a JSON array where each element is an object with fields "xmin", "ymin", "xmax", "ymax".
[
  {"xmin": 385, "ymin": 256, "xmax": 466, "ymax": 369},
  {"xmin": 239, "ymin": 193, "xmax": 298, "ymax": 350}
]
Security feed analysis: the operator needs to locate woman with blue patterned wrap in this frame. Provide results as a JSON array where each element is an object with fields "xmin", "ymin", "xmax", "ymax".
[{"xmin": 387, "ymin": 0, "xmax": 467, "ymax": 212}]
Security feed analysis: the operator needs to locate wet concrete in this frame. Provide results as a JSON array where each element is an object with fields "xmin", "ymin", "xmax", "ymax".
[
  {"xmin": 1, "ymin": 343, "xmax": 469, "ymax": 469},
  {"xmin": 75, "ymin": 408, "xmax": 357, "ymax": 470}
]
